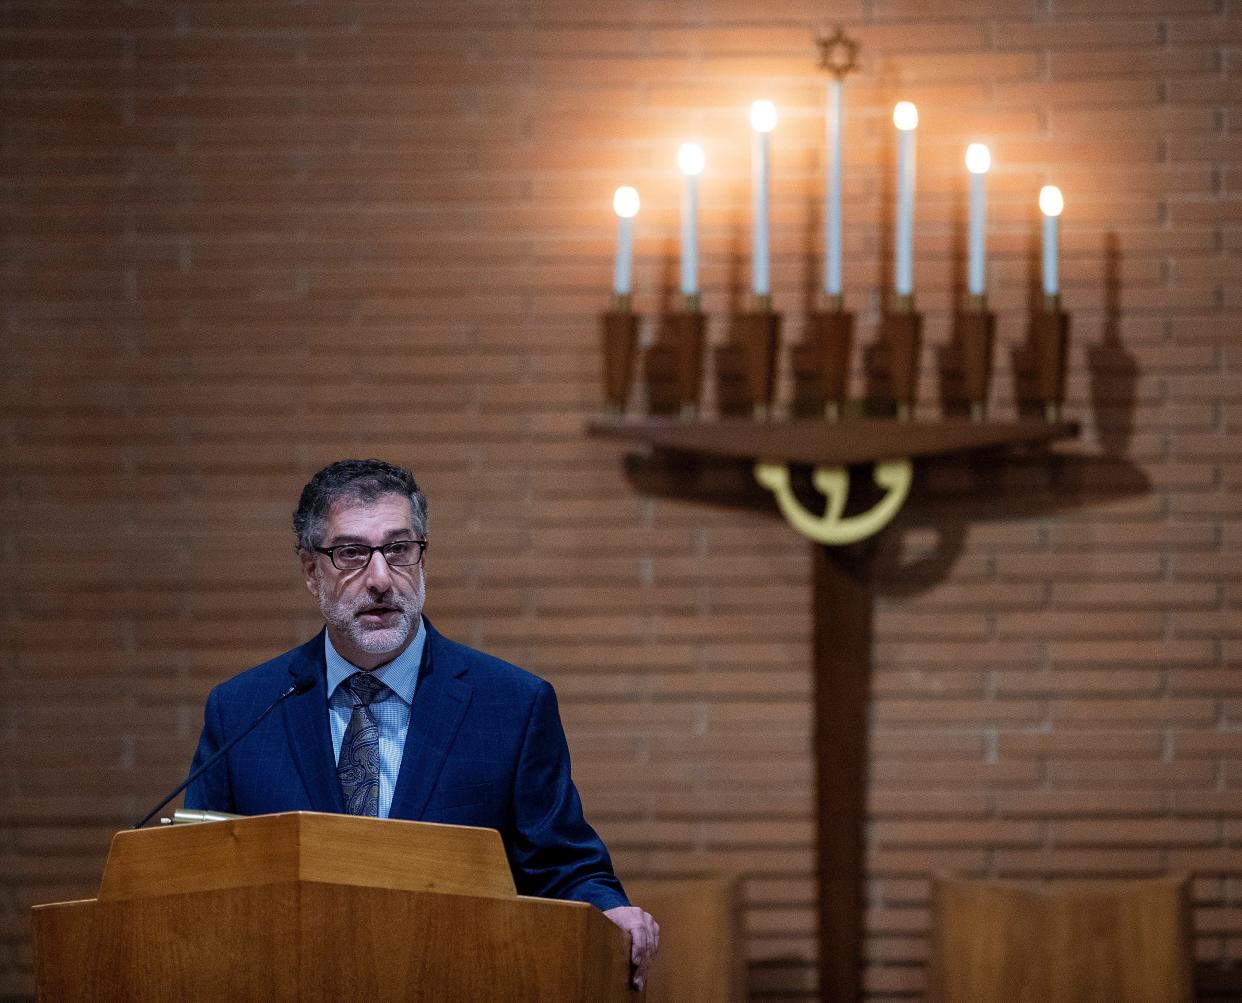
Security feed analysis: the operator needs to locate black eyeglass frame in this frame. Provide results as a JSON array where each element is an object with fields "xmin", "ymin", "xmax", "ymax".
[{"xmin": 312, "ymin": 539, "xmax": 428, "ymax": 572}]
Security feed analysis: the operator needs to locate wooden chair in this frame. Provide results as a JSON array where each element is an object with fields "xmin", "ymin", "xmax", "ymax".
[
  {"xmin": 624, "ymin": 874, "xmax": 745, "ymax": 1003},
  {"xmin": 928, "ymin": 874, "xmax": 1194, "ymax": 1003}
]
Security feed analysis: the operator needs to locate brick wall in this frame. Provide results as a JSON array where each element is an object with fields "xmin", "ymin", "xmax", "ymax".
[{"xmin": 1, "ymin": 1, "xmax": 1238, "ymax": 998}]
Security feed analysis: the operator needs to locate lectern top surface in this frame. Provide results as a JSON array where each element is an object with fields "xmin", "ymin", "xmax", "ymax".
[{"xmin": 97, "ymin": 811, "xmax": 518, "ymax": 901}]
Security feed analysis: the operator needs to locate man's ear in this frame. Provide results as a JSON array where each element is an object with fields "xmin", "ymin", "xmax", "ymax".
[{"xmin": 298, "ymin": 549, "xmax": 320, "ymax": 598}]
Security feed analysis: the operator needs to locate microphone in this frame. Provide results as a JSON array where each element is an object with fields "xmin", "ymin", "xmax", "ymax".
[{"xmin": 131, "ymin": 670, "xmax": 318, "ymax": 830}]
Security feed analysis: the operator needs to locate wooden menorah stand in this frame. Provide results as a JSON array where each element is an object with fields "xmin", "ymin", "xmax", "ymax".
[
  {"xmin": 644, "ymin": 304, "xmax": 706, "ymax": 417},
  {"xmin": 715, "ymin": 301, "xmax": 782, "ymax": 418},
  {"xmin": 793, "ymin": 299, "xmax": 854, "ymax": 421},
  {"xmin": 954, "ymin": 294, "xmax": 996, "ymax": 421},
  {"xmin": 1030, "ymin": 296, "xmax": 1070, "ymax": 422},
  {"xmin": 881, "ymin": 295, "xmax": 922, "ymax": 420},
  {"xmin": 599, "ymin": 298, "xmax": 639, "ymax": 414}
]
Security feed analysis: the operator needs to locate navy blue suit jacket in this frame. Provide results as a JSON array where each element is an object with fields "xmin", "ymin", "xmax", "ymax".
[{"xmin": 184, "ymin": 619, "xmax": 628, "ymax": 911}]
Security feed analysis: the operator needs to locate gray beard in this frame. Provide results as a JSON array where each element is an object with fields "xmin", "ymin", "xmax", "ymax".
[{"xmin": 317, "ymin": 586, "xmax": 423, "ymax": 657}]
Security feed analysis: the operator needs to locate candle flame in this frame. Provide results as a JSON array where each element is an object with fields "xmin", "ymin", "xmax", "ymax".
[
  {"xmin": 893, "ymin": 101, "xmax": 919, "ymax": 131},
  {"xmin": 677, "ymin": 143, "xmax": 705, "ymax": 176},
  {"xmin": 613, "ymin": 186, "xmax": 640, "ymax": 219},
  {"xmin": 965, "ymin": 143, "xmax": 991, "ymax": 174},
  {"xmin": 749, "ymin": 100, "xmax": 778, "ymax": 133},
  {"xmin": 1039, "ymin": 185, "xmax": 1064, "ymax": 217}
]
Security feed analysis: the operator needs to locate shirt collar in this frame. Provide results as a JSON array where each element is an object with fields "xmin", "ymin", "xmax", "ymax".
[{"xmin": 324, "ymin": 617, "xmax": 424, "ymax": 706}]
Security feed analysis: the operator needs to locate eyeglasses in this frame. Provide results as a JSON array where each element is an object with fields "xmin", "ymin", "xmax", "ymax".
[{"xmin": 314, "ymin": 540, "xmax": 427, "ymax": 572}]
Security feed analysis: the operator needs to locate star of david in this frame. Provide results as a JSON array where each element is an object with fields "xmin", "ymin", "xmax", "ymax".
[{"xmin": 816, "ymin": 25, "xmax": 861, "ymax": 79}]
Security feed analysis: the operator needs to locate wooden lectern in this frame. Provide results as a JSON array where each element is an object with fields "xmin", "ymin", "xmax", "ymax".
[{"xmin": 32, "ymin": 811, "xmax": 635, "ymax": 1001}]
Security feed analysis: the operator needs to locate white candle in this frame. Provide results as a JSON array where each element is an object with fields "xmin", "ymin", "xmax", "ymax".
[
  {"xmin": 611, "ymin": 186, "xmax": 639, "ymax": 297},
  {"xmin": 825, "ymin": 80, "xmax": 844, "ymax": 297},
  {"xmin": 677, "ymin": 143, "xmax": 705, "ymax": 297},
  {"xmin": 1039, "ymin": 185, "xmax": 1064, "ymax": 297},
  {"xmin": 893, "ymin": 102, "xmax": 918, "ymax": 296},
  {"xmin": 750, "ymin": 100, "xmax": 777, "ymax": 298},
  {"xmin": 964, "ymin": 144, "xmax": 990, "ymax": 297}
]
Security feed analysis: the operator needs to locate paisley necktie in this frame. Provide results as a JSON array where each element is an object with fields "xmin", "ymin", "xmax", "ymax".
[{"xmin": 337, "ymin": 672, "xmax": 387, "ymax": 816}]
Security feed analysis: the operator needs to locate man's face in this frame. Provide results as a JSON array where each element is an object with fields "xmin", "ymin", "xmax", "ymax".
[{"xmin": 299, "ymin": 493, "xmax": 426, "ymax": 671}]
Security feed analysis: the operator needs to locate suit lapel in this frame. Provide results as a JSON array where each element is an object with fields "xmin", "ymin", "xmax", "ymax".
[
  {"xmin": 282, "ymin": 632, "xmax": 346, "ymax": 814},
  {"xmin": 390, "ymin": 622, "xmax": 473, "ymax": 820}
]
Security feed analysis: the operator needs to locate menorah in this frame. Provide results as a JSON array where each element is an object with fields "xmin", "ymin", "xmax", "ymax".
[
  {"xmin": 599, "ymin": 26, "xmax": 1070, "ymax": 429},
  {"xmin": 591, "ymin": 28, "xmax": 1079, "ymax": 1003}
]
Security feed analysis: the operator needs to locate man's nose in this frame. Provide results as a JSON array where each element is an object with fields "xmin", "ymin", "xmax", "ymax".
[{"xmin": 363, "ymin": 551, "xmax": 394, "ymax": 590}]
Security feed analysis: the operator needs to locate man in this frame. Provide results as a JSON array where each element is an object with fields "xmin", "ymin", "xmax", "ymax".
[{"xmin": 185, "ymin": 458, "xmax": 658, "ymax": 989}]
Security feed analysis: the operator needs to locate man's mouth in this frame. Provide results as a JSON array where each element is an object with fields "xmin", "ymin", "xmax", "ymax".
[{"xmin": 357, "ymin": 605, "xmax": 401, "ymax": 623}]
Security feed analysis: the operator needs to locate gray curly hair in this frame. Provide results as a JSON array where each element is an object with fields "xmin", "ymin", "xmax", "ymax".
[{"xmin": 292, "ymin": 458, "xmax": 428, "ymax": 552}]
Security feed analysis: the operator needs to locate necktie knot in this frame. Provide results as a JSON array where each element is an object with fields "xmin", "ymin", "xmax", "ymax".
[{"xmin": 346, "ymin": 671, "xmax": 386, "ymax": 707}]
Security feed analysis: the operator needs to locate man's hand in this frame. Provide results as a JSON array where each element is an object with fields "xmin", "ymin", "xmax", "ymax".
[{"xmin": 603, "ymin": 905, "xmax": 660, "ymax": 991}]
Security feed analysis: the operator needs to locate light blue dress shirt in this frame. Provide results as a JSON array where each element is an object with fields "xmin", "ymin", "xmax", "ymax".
[{"xmin": 325, "ymin": 620, "xmax": 424, "ymax": 819}]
